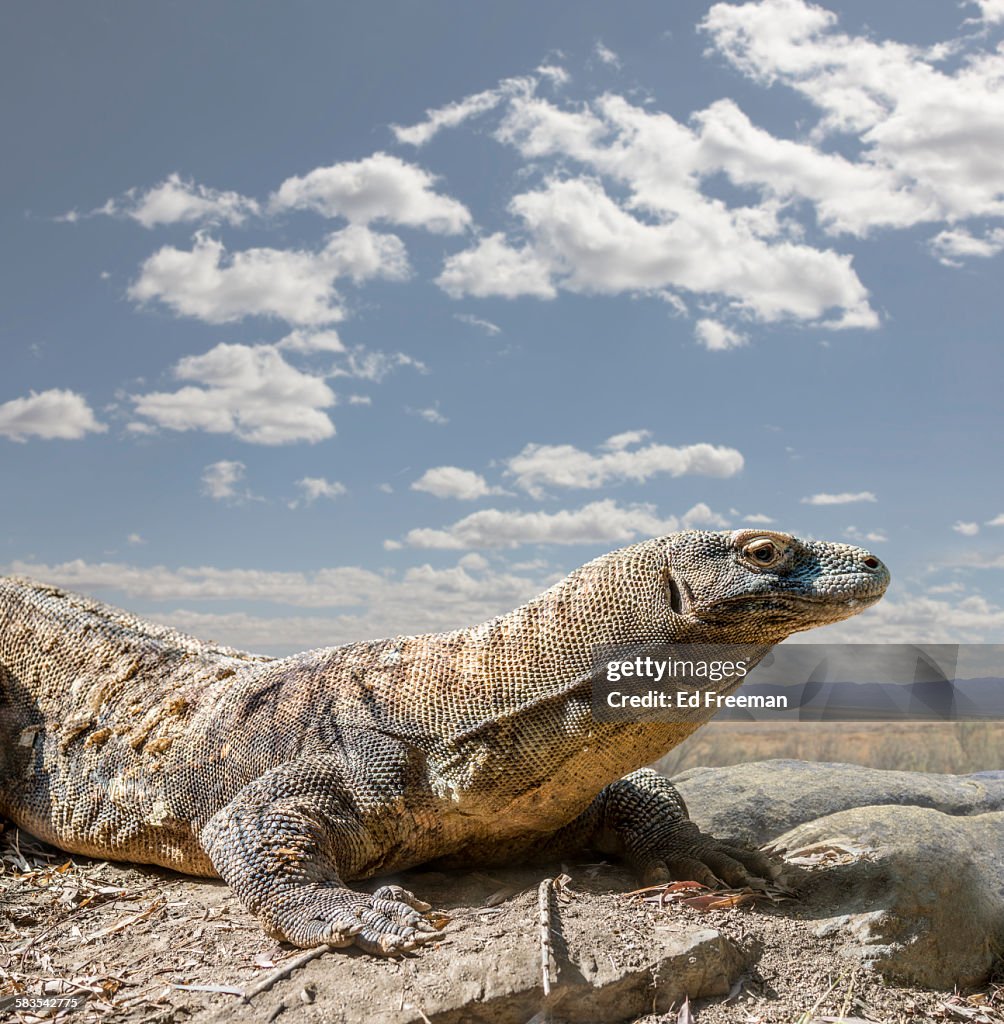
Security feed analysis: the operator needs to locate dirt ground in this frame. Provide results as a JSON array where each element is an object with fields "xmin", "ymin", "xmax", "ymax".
[{"xmin": 2, "ymin": 820, "xmax": 1001, "ymax": 1024}]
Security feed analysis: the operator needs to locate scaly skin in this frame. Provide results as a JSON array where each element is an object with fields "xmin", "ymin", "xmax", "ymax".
[{"xmin": 0, "ymin": 530, "xmax": 889, "ymax": 953}]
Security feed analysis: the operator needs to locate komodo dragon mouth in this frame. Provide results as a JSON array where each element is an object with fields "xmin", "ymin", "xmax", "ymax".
[{"xmin": 1, "ymin": 528, "xmax": 889, "ymax": 954}]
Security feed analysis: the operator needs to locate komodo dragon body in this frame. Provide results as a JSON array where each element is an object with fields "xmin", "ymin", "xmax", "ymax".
[{"xmin": 0, "ymin": 530, "xmax": 888, "ymax": 953}]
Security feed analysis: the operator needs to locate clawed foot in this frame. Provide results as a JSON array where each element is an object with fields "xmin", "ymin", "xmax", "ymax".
[
  {"xmin": 640, "ymin": 832, "xmax": 782, "ymax": 890},
  {"xmin": 270, "ymin": 883, "xmax": 446, "ymax": 954}
]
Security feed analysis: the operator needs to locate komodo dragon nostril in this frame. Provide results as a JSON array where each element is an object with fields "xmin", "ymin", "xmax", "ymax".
[{"xmin": 862, "ymin": 556, "xmax": 881, "ymax": 570}]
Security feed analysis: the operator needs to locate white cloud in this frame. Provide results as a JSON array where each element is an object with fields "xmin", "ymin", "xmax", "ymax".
[
  {"xmin": 409, "ymin": 405, "xmax": 449, "ymax": 425},
  {"xmin": 536, "ymin": 64, "xmax": 570, "ymax": 87},
  {"xmin": 602, "ymin": 430, "xmax": 651, "ymax": 451},
  {"xmin": 497, "ymin": 95, "xmax": 608, "ymax": 161},
  {"xmin": 297, "ymin": 477, "xmax": 347, "ymax": 503},
  {"xmin": 594, "ymin": 41, "xmax": 621, "ymax": 68},
  {"xmin": 656, "ymin": 290, "xmax": 690, "ymax": 316},
  {"xmin": 505, "ymin": 432, "xmax": 744, "ymax": 498},
  {"xmin": 801, "ymin": 491, "xmax": 877, "ymax": 506},
  {"xmin": 962, "ymin": 553, "xmax": 1004, "ymax": 569},
  {"xmin": 485, "ymin": 90, "xmax": 879, "ymax": 326},
  {"xmin": 969, "ymin": 0, "xmax": 1004, "ymax": 24},
  {"xmin": 453, "ymin": 313, "xmax": 502, "ymax": 335},
  {"xmin": 411, "ymin": 466, "xmax": 500, "ymax": 500},
  {"xmin": 133, "ymin": 343, "xmax": 337, "ymax": 445},
  {"xmin": 422, "ymin": 75, "xmax": 887, "ymax": 322},
  {"xmin": 694, "ymin": 318, "xmax": 748, "ymax": 351},
  {"xmin": 0, "ymin": 388, "xmax": 106, "ymax": 442},
  {"xmin": 440, "ymin": 170, "xmax": 875, "ymax": 325},
  {"xmin": 6, "ymin": 556, "xmax": 553, "ymax": 652},
  {"xmin": 201, "ymin": 460, "xmax": 249, "ymax": 501},
  {"xmin": 127, "ymin": 533, "xmax": 146, "ymax": 546},
  {"xmin": 5, "ymin": 558, "xmax": 379, "ymax": 607},
  {"xmin": 397, "ymin": 499, "xmax": 724, "ymax": 550},
  {"xmin": 103, "ymin": 173, "xmax": 259, "ymax": 228},
  {"xmin": 331, "ymin": 348, "xmax": 427, "ymax": 382},
  {"xmin": 417, "ymin": 8, "xmax": 1004, "ymax": 325},
  {"xmin": 744, "ymin": 513, "xmax": 775, "ymax": 524},
  {"xmin": 317, "ymin": 223, "xmax": 411, "ymax": 283},
  {"xmin": 392, "ymin": 76, "xmax": 534, "ymax": 147},
  {"xmin": 681, "ymin": 502, "xmax": 731, "ymax": 528},
  {"xmin": 130, "ymin": 329, "xmax": 420, "ymax": 445},
  {"xmin": 843, "ymin": 526, "xmax": 888, "ymax": 543},
  {"xmin": 129, "ymin": 226, "xmax": 408, "ymax": 326},
  {"xmin": 275, "ymin": 329, "xmax": 345, "ymax": 354},
  {"xmin": 692, "ymin": 98, "xmax": 931, "ymax": 238},
  {"xmin": 511, "ymin": 176, "xmax": 875, "ymax": 325},
  {"xmin": 929, "ymin": 582, "xmax": 966, "ymax": 595},
  {"xmin": 953, "ymin": 520, "xmax": 981, "ymax": 536},
  {"xmin": 809, "ymin": 592, "xmax": 1004, "ymax": 644},
  {"xmin": 271, "ymin": 153, "xmax": 470, "ymax": 234},
  {"xmin": 701, "ymin": 0, "xmax": 1004, "ymax": 227},
  {"xmin": 437, "ymin": 233, "xmax": 557, "ymax": 299},
  {"xmin": 986, "ymin": 513, "xmax": 1004, "ymax": 527},
  {"xmin": 929, "ymin": 227, "xmax": 1004, "ymax": 266}
]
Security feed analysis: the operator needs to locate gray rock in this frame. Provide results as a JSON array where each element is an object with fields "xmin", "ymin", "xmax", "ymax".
[
  {"xmin": 675, "ymin": 760, "xmax": 1004, "ymax": 989},
  {"xmin": 675, "ymin": 758, "xmax": 1004, "ymax": 846},
  {"xmin": 773, "ymin": 805, "xmax": 1004, "ymax": 989},
  {"xmin": 203, "ymin": 870, "xmax": 751, "ymax": 1024},
  {"xmin": 405, "ymin": 924, "xmax": 747, "ymax": 1024}
]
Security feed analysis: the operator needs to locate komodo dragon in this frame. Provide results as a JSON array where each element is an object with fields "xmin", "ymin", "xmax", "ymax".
[{"xmin": 0, "ymin": 530, "xmax": 888, "ymax": 954}]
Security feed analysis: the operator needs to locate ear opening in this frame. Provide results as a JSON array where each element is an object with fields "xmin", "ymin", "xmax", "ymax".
[{"xmin": 667, "ymin": 574, "xmax": 684, "ymax": 615}]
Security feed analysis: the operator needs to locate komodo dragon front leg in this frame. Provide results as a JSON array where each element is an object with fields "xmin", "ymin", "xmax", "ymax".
[
  {"xmin": 199, "ymin": 751, "xmax": 445, "ymax": 954},
  {"xmin": 528, "ymin": 768, "xmax": 778, "ymax": 887},
  {"xmin": 203, "ymin": 761, "xmax": 772, "ymax": 951}
]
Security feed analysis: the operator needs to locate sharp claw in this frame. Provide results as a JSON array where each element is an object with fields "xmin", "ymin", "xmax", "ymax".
[
  {"xmin": 372, "ymin": 884, "xmax": 431, "ymax": 912},
  {"xmin": 354, "ymin": 925, "xmax": 441, "ymax": 956},
  {"xmin": 322, "ymin": 917, "xmax": 365, "ymax": 938},
  {"xmin": 373, "ymin": 897, "xmax": 424, "ymax": 922},
  {"xmin": 372, "ymin": 884, "xmax": 428, "ymax": 909},
  {"xmin": 281, "ymin": 887, "xmax": 442, "ymax": 954}
]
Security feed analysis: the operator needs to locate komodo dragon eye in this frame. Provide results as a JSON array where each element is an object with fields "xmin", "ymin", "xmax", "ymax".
[{"xmin": 743, "ymin": 537, "xmax": 785, "ymax": 568}]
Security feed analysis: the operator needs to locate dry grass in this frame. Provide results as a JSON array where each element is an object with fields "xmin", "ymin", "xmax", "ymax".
[{"xmin": 655, "ymin": 720, "xmax": 1004, "ymax": 778}]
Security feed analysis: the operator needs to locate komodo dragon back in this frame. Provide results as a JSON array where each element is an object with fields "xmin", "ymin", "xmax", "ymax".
[{"xmin": 1, "ymin": 530, "xmax": 889, "ymax": 954}]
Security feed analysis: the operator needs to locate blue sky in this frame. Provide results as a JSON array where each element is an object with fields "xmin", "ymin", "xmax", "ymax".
[{"xmin": 3, "ymin": 0, "xmax": 1004, "ymax": 653}]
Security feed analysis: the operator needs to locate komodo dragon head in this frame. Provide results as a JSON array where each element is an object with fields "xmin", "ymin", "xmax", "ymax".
[
  {"xmin": 531, "ymin": 528, "xmax": 890, "ymax": 649},
  {"xmin": 659, "ymin": 528, "xmax": 890, "ymax": 644}
]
